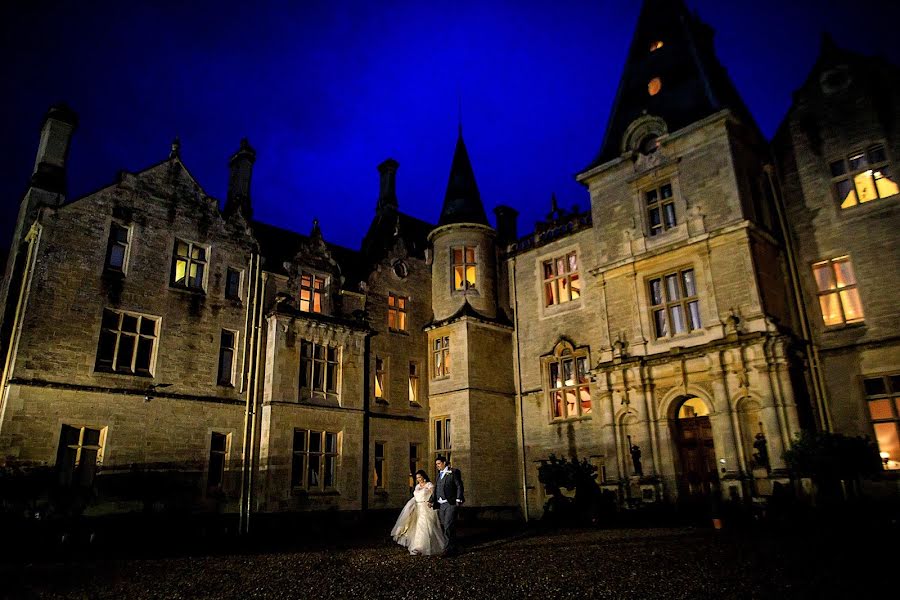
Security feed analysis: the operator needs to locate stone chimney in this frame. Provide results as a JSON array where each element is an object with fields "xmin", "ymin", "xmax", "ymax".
[
  {"xmin": 494, "ymin": 205, "xmax": 519, "ymax": 245},
  {"xmin": 225, "ymin": 138, "xmax": 256, "ymax": 219},
  {"xmin": 30, "ymin": 104, "xmax": 78, "ymax": 196},
  {"xmin": 377, "ymin": 158, "xmax": 399, "ymax": 212}
]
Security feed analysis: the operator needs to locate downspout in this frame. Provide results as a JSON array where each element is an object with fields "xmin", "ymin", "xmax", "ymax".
[
  {"xmin": 510, "ymin": 256, "xmax": 529, "ymax": 522},
  {"xmin": 361, "ymin": 332, "xmax": 372, "ymax": 513},
  {"xmin": 0, "ymin": 224, "xmax": 42, "ymax": 433},
  {"xmin": 247, "ymin": 270, "xmax": 267, "ymax": 531},
  {"xmin": 239, "ymin": 253, "xmax": 262, "ymax": 534},
  {"xmin": 763, "ymin": 165, "xmax": 832, "ymax": 432}
]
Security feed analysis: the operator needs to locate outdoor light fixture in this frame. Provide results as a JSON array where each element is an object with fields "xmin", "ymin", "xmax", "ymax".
[
  {"xmin": 880, "ymin": 451, "xmax": 890, "ymax": 469},
  {"xmin": 719, "ymin": 458, "xmax": 726, "ymax": 473}
]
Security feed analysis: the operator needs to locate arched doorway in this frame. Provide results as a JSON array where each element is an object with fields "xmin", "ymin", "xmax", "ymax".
[{"xmin": 672, "ymin": 397, "xmax": 718, "ymax": 501}]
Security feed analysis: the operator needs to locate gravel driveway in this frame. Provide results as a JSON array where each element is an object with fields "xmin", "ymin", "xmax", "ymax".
[{"xmin": 1, "ymin": 525, "xmax": 890, "ymax": 599}]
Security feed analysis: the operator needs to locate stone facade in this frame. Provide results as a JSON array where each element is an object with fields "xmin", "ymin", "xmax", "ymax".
[{"xmin": 1, "ymin": 3, "xmax": 897, "ymax": 524}]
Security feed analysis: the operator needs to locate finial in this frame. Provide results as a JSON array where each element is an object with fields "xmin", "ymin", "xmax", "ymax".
[
  {"xmin": 551, "ymin": 193, "xmax": 558, "ymax": 212},
  {"xmin": 311, "ymin": 218, "xmax": 322, "ymax": 240},
  {"xmin": 170, "ymin": 136, "xmax": 181, "ymax": 159},
  {"xmin": 458, "ymin": 93, "xmax": 463, "ymax": 137}
]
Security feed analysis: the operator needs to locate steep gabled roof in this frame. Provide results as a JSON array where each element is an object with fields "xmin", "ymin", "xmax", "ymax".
[
  {"xmin": 437, "ymin": 131, "xmax": 489, "ymax": 227},
  {"xmin": 587, "ymin": 0, "xmax": 758, "ymax": 169}
]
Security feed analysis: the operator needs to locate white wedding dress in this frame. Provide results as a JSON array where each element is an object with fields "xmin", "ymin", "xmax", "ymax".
[{"xmin": 391, "ymin": 482, "xmax": 448, "ymax": 555}]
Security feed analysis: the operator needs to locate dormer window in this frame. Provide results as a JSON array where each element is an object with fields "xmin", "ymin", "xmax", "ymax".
[
  {"xmin": 300, "ymin": 273, "xmax": 326, "ymax": 313},
  {"xmin": 452, "ymin": 246, "xmax": 477, "ymax": 291},
  {"xmin": 648, "ymin": 77, "xmax": 662, "ymax": 96},
  {"xmin": 649, "ymin": 40, "xmax": 664, "ymax": 52},
  {"xmin": 646, "ymin": 183, "xmax": 676, "ymax": 236}
]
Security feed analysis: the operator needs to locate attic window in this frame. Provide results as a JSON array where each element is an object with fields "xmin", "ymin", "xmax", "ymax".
[
  {"xmin": 648, "ymin": 78, "xmax": 662, "ymax": 96},
  {"xmin": 650, "ymin": 40, "xmax": 664, "ymax": 52},
  {"xmin": 639, "ymin": 135, "xmax": 659, "ymax": 155}
]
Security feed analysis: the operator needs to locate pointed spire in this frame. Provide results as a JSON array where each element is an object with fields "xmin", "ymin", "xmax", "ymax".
[
  {"xmin": 587, "ymin": 0, "xmax": 756, "ymax": 168},
  {"xmin": 438, "ymin": 130, "xmax": 489, "ymax": 227},
  {"xmin": 311, "ymin": 218, "xmax": 323, "ymax": 241}
]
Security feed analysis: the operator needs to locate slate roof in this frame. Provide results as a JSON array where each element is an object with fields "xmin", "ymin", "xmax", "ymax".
[{"xmin": 437, "ymin": 131, "xmax": 489, "ymax": 227}]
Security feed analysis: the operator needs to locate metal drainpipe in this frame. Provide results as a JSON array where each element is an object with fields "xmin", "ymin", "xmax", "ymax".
[
  {"xmin": 247, "ymin": 270, "xmax": 267, "ymax": 533},
  {"xmin": 239, "ymin": 253, "xmax": 261, "ymax": 534},
  {"xmin": 510, "ymin": 256, "xmax": 529, "ymax": 522},
  {"xmin": 361, "ymin": 332, "xmax": 372, "ymax": 513},
  {"xmin": 763, "ymin": 164, "xmax": 832, "ymax": 432},
  {"xmin": 0, "ymin": 224, "xmax": 42, "ymax": 433}
]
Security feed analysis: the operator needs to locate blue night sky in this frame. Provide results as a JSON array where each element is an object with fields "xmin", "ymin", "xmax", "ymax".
[{"xmin": 2, "ymin": 0, "xmax": 899, "ymax": 251}]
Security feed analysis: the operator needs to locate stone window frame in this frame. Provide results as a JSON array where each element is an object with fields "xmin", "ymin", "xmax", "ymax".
[
  {"xmin": 542, "ymin": 341, "xmax": 592, "ymax": 422},
  {"xmin": 432, "ymin": 415, "xmax": 452, "ymax": 467},
  {"xmin": 451, "ymin": 245, "xmax": 478, "ymax": 292},
  {"xmin": 408, "ymin": 361, "xmax": 421, "ymax": 405},
  {"xmin": 299, "ymin": 339, "xmax": 341, "ymax": 404},
  {"xmin": 299, "ymin": 272, "xmax": 327, "ymax": 313},
  {"xmin": 291, "ymin": 429, "xmax": 340, "ymax": 492},
  {"xmin": 104, "ymin": 221, "xmax": 131, "ymax": 274},
  {"xmin": 630, "ymin": 168, "xmax": 687, "ymax": 246},
  {"xmin": 206, "ymin": 430, "xmax": 232, "ymax": 491},
  {"xmin": 811, "ymin": 255, "xmax": 865, "ymax": 328},
  {"xmin": 388, "ymin": 292, "xmax": 408, "ymax": 332},
  {"xmin": 645, "ymin": 182, "xmax": 677, "ymax": 237},
  {"xmin": 170, "ymin": 238, "xmax": 208, "ymax": 292},
  {"xmin": 541, "ymin": 251, "xmax": 581, "ymax": 307},
  {"xmin": 217, "ymin": 329, "xmax": 239, "ymax": 387},
  {"xmin": 225, "ymin": 267, "xmax": 243, "ymax": 301},
  {"xmin": 56, "ymin": 424, "xmax": 107, "ymax": 488},
  {"xmin": 431, "ymin": 335, "xmax": 450, "ymax": 380},
  {"xmin": 374, "ymin": 441, "xmax": 386, "ymax": 491},
  {"xmin": 374, "ymin": 355, "xmax": 388, "ymax": 404},
  {"xmin": 646, "ymin": 266, "xmax": 703, "ymax": 340},
  {"xmin": 829, "ymin": 143, "xmax": 899, "ymax": 210},
  {"xmin": 537, "ymin": 244, "xmax": 585, "ymax": 319},
  {"xmin": 95, "ymin": 308, "xmax": 160, "ymax": 376},
  {"xmin": 863, "ymin": 373, "xmax": 900, "ymax": 471}
]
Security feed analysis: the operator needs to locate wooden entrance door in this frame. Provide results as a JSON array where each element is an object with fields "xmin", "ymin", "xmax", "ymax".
[{"xmin": 674, "ymin": 415, "xmax": 717, "ymax": 498}]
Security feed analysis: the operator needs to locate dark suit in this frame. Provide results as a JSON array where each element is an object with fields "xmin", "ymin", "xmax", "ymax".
[{"xmin": 432, "ymin": 467, "xmax": 464, "ymax": 553}]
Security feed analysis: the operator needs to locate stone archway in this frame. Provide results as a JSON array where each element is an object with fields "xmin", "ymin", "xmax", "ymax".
[{"xmin": 670, "ymin": 397, "xmax": 718, "ymax": 501}]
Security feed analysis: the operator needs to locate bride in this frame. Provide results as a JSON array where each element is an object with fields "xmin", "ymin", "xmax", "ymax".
[{"xmin": 391, "ymin": 470, "xmax": 447, "ymax": 555}]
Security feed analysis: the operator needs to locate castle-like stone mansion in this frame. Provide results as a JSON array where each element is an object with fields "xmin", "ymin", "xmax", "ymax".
[{"xmin": 1, "ymin": 0, "xmax": 898, "ymax": 523}]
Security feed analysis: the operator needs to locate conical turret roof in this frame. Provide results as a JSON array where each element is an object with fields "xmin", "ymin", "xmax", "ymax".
[{"xmin": 438, "ymin": 130, "xmax": 489, "ymax": 227}]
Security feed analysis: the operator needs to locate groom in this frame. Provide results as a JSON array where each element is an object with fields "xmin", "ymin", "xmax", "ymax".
[{"xmin": 430, "ymin": 455, "xmax": 464, "ymax": 556}]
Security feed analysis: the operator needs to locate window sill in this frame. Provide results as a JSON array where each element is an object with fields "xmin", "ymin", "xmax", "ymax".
[
  {"xmin": 168, "ymin": 284, "xmax": 207, "ymax": 295},
  {"xmin": 374, "ymin": 489, "xmax": 388, "ymax": 496},
  {"xmin": 451, "ymin": 288, "xmax": 480, "ymax": 297},
  {"xmin": 389, "ymin": 329, "xmax": 410, "ymax": 336},
  {"xmin": 374, "ymin": 398, "xmax": 389, "ymax": 405},
  {"xmin": 822, "ymin": 321, "xmax": 866, "ymax": 333},
  {"xmin": 94, "ymin": 367, "xmax": 153, "ymax": 378},
  {"xmin": 409, "ymin": 402, "xmax": 422, "ymax": 408},
  {"xmin": 550, "ymin": 415, "xmax": 593, "ymax": 425},
  {"xmin": 292, "ymin": 488, "xmax": 340, "ymax": 496},
  {"xmin": 431, "ymin": 376, "xmax": 450, "ymax": 382},
  {"xmin": 217, "ymin": 382, "xmax": 235, "ymax": 389},
  {"xmin": 542, "ymin": 299, "xmax": 583, "ymax": 318}
]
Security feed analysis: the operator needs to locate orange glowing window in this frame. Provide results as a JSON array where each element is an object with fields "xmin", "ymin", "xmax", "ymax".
[
  {"xmin": 812, "ymin": 256, "xmax": 864, "ymax": 327},
  {"xmin": 648, "ymin": 77, "xmax": 662, "ymax": 96},
  {"xmin": 650, "ymin": 40, "xmax": 664, "ymax": 52},
  {"xmin": 830, "ymin": 144, "xmax": 898, "ymax": 209}
]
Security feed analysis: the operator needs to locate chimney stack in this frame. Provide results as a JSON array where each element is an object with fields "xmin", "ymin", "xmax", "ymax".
[
  {"xmin": 225, "ymin": 138, "xmax": 256, "ymax": 219},
  {"xmin": 494, "ymin": 205, "xmax": 519, "ymax": 245},
  {"xmin": 377, "ymin": 158, "xmax": 399, "ymax": 212},
  {"xmin": 31, "ymin": 104, "xmax": 78, "ymax": 195}
]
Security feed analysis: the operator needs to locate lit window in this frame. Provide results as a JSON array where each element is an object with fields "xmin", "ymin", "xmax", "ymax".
[
  {"xmin": 648, "ymin": 268, "xmax": 702, "ymax": 338},
  {"xmin": 646, "ymin": 183, "xmax": 676, "ymax": 236},
  {"xmin": 547, "ymin": 351, "xmax": 591, "ymax": 420},
  {"xmin": 225, "ymin": 268, "xmax": 242, "ymax": 301},
  {"xmin": 432, "ymin": 416, "xmax": 452, "ymax": 466},
  {"xmin": 217, "ymin": 330, "xmax": 237, "ymax": 386},
  {"xmin": 299, "ymin": 340, "xmax": 340, "ymax": 400},
  {"xmin": 543, "ymin": 252, "xmax": 581, "ymax": 306},
  {"xmin": 648, "ymin": 77, "xmax": 662, "ymax": 96},
  {"xmin": 650, "ymin": 40, "xmax": 664, "ymax": 52},
  {"xmin": 172, "ymin": 240, "xmax": 206, "ymax": 290},
  {"xmin": 863, "ymin": 375, "xmax": 900, "ymax": 470},
  {"xmin": 300, "ymin": 273, "xmax": 326, "ymax": 313},
  {"xmin": 409, "ymin": 362, "xmax": 420, "ymax": 405},
  {"xmin": 56, "ymin": 425, "xmax": 105, "ymax": 488},
  {"xmin": 291, "ymin": 429, "xmax": 339, "ymax": 490},
  {"xmin": 452, "ymin": 246, "xmax": 477, "ymax": 290},
  {"xmin": 207, "ymin": 432, "xmax": 229, "ymax": 490},
  {"xmin": 388, "ymin": 293, "xmax": 408, "ymax": 331},
  {"xmin": 374, "ymin": 356, "xmax": 387, "ymax": 403},
  {"xmin": 374, "ymin": 441, "xmax": 386, "ymax": 490},
  {"xmin": 105, "ymin": 223, "xmax": 130, "ymax": 272},
  {"xmin": 830, "ymin": 144, "xmax": 898, "ymax": 209},
  {"xmin": 812, "ymin": 256, "xmax": 864, "ymax": 326},
  {"xmin": 95, "ymin": 308, "xmax": 159, "ymax": 375},
  {"xmin": 432, "ymin": 336, "xmax": 450, "ymax": 378}
]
